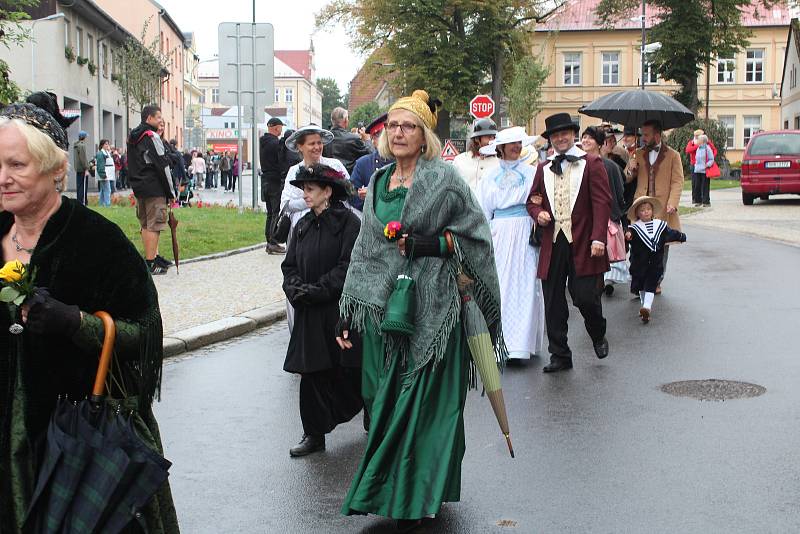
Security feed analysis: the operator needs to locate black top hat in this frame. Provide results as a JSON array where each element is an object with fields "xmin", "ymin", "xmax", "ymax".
[
  {"xmin": 542, "ymin": 113, "xmax": 579, "ymax": 139},
  {"xmin": 623, "ymin": 125, "xmax": 641, "ymax": 136},
  {"xmin": 290, "ymin": 163, "xmax": 352, "ymax": 199}
]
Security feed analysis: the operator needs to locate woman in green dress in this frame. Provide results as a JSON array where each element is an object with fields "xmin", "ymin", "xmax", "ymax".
[{"xmin": 336, "ymin": 90, "xmax": 505, "ymax": 530}]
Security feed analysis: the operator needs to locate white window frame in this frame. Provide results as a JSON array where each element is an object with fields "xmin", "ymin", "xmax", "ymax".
[
  {"xmin": 211, "ymin": 88, "xmax": 219, "ymax": 104},
  {"xmin": 274, "ymin": 87, "xmax": 280, "ymax": 102},
  {"xmin": 601, "ymin": 52, "xmax": 620, "ymax": 86},
  {"xmin": 643, "ymin": 54, "xmax": 658, "ymax": 85},
  {"xmin": 563, "ymin": 52, "xmax": 581, "ymax": 86},
  {"xmin": 101, "ymin": 43, "xmax": 108, "ymax": 77},
  {"xmin": 718, "ymin": 115, "xmax": 735, "ymax": 149},
  {"xmin": 717, "ymin": 55, "xmax": 736, "ymax": 84},
  {"xmin": 64, "ymin": 19, "xmax": 71, "ymax": 47},
  {"xmin": 75, "ymin": 27, "xmax": 83, "ymax": 56},
  {"xmin": 795, "ymin": 115, "xmax": 800, "ymax": 130},
  {"xmin": 285, "ymin": 88, "xmax": 294, "ymax": 103},
  {"xmin": 87, "ymin": 34, "xmax": 94, "ymax": 62},
  {"xmin": 745, "ymin": 49, "xmax": 764, "ymax": 83},
  {"xmin": 743, "ymin": 115, "xmax": 762, "ymax": 146}
]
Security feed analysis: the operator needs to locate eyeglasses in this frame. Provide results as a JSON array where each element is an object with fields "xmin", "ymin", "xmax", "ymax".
[{"xmin": 385, "ymin": 122, "xmax": 418, "ymax": 134}]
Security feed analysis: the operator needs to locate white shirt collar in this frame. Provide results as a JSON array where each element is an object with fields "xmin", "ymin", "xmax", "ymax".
[{"xmin": 547, "ymin": 145, "xmax": 586, "ymax": 161}]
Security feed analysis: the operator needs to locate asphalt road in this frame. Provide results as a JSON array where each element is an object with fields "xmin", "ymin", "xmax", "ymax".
[{"xmin": 153, "ymin": 224, "xmax": 800, "ymax": 533}]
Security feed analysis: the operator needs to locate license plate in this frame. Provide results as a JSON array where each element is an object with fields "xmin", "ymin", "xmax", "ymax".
[{"xmin": 765, "ymin": 161, "xmax": 791, "ymax": 168}]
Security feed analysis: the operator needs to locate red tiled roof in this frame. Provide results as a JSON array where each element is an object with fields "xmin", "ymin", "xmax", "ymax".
[
  {"xmin": 348, "ymin": 50, "xmax": 395, "ymax": 112},
  {"xmin": 275, "ymin": 50, "xmax": 313, "ymax": 81},
  {"xmin": 210, "ymin": 108, "xmax": 230, "ymax": 116},
  {"xmin": 536, "ymin": 0, "xmax": 791, "ymax": 32}
]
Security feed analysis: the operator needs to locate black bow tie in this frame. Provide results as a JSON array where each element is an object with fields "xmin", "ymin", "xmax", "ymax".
[
  {"xmin": 649, "ymin": 145, "xmax": 661, "ymax": 153},
  {"xmin": 552, "ymin": 154, "xmax": 582, "ymax": 175}
]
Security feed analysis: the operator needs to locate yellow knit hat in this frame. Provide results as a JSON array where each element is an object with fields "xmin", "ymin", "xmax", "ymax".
[{"xmin": 388, "ymin": 89, "xmax": 439, "ymax": 130}]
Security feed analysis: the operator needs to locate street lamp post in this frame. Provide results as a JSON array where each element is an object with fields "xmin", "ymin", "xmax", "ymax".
[{"xmin": 31, "ymin": 13, "xmax": 66, "ymax": 90}]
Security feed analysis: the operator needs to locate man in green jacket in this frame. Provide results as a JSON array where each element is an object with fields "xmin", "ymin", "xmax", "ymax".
[{"xmin": 73, "ymin": 131, "xmax": 90, "ymax": 205}]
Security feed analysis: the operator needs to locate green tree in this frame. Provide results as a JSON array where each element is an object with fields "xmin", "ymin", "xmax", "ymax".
[
  {"xmin": 316, "ymin": 76, "xmax": 342, "ymax": 129},
  {"xmin": 317, "ymin": 0, "xmax": 560, "ymax": 134},
  {"xmin": 350, "ymin": 101, "xmax": 385, "ymax": 128},
  {"xmin": 505, "ymin": 55, "xmax": 549, "ymax": 128},
  {"xmin": 596, "ymin": 0, "xmax": 772, "ymax": 112},
  {"xmin": 0, "ymin": 0, "xmax": 38, "ymax": 104},
  {"xmin": 112, "ymin": 17, "xmax": 171, "ymax": 116}
]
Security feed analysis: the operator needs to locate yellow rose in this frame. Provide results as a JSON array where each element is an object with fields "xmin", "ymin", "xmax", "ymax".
[{"xmin": 0, "ymin": 260, "xmax": 25, "ymax": 283}]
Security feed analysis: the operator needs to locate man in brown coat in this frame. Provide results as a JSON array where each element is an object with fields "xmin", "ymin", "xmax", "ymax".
[{"xmin": 625, "ymin": 120, "xmax": 683, "ymax": 293}]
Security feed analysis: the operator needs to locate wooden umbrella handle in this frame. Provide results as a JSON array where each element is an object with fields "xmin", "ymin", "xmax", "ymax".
[{"xmin": 91, "ymin": 311, "xmax": 116, "ymax": 399}]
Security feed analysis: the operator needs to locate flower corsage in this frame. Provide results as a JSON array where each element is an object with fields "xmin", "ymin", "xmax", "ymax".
[
  {"xmin": 383, "ymin": 221, "xmax": 403, "ymax": 241},
  {"xmin": 0, "ymin": 260, "xmax": 37, "ymax": 334}
]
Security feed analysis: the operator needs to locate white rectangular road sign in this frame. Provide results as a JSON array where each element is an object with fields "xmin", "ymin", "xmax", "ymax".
[{"xmin": 218, "ymin": 22, "xmax": 275, "ymax": 111}]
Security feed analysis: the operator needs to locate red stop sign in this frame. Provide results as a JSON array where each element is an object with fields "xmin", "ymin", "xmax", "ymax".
[{"xmin": 469, "ymin": 95, "xmax": 495, "ymax": 119}]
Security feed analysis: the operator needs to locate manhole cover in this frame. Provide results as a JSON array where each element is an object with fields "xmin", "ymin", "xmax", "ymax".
[{"xmin": 660, "ymin": 379, "xmax": 766, "ymax": 401}]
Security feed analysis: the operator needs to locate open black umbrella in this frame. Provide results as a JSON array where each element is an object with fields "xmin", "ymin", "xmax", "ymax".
[
  {"xmin": 579, "ymin": 90, "xmax": 695, "ymax": 129},
  {"xmin": 24, "ymin": 312, "xmax": 172, "ymax": 534}
]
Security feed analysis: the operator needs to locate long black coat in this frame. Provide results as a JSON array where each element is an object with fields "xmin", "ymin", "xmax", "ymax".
[{"xmin": 282, "ymin": 203, "xmax": 361, "ymax": 374}]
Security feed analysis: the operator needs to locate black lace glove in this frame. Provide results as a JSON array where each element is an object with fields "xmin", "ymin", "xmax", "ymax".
[
  {"xmin": 404, "ymin": 233, "xmax": 441, "ymax": 258},
  {"xmin": 24, "ymin": 288, "xmax": 81, "ymax": 337}
]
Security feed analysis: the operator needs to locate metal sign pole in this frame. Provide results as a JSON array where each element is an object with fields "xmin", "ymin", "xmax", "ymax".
[
  {"xmin": 235, "ymin": 24, "xmax": 243, "ymax": 212},
  {"xmin": 251, "ymin": 21, "xmax": 259, "ymax": 210}
]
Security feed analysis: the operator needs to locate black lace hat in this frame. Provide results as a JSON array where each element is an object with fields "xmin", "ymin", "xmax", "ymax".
[
  {"xmin": 0, "ymin": 91, "xmax": 78, "ymax": 150},
  {"xmin": 290, "ymin": 163, "xmax": 353, "ymax": 199}
]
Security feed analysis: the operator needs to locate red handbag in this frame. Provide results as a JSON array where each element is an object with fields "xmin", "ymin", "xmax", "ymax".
[
  {"xmin": 606, "ymin": 220, "xmax": 626, "ymax": 263},
  {"xmin": 706, "ymin": 161, "xmax": 721, "ymax": 179}
]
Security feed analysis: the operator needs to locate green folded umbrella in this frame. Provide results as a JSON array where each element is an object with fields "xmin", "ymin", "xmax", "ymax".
[{"xmin": 458, "ymin": 274, "xmax": 514, "ymax": 458}]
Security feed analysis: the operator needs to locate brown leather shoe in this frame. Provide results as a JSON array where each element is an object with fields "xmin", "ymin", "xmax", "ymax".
[
  {"xmin": 639, "ymin": 307, "xmax": 651, "ymax": 323},
  {"xmin": 655, "ymin": 285, "xmax": 662, "ymax": 295}
]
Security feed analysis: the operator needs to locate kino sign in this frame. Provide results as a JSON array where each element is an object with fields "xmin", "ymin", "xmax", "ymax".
[{"xmin": 469, "ymin": 95, "xmax": 495, "ymax": 119}]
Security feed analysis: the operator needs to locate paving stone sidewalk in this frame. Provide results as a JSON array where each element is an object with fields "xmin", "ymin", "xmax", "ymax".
[{"xmin": 680, "ymin": 187, "xmax": 800, "ymax": 246}]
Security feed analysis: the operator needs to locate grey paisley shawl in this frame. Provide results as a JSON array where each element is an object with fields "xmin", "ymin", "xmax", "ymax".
[{"xmin": 340, "ymin": 156, "xmax": 506, "ymax": 375}]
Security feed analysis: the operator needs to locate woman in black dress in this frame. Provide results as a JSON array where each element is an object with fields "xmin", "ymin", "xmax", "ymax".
[{"xmin": 281, "ymin": 163, "xmax": 362, "ymax": 457}]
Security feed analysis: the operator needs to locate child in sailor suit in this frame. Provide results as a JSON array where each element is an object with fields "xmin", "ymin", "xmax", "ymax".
[{"xmin": 625, "ymin": 196, "xmax": 686, "ymax": 322}]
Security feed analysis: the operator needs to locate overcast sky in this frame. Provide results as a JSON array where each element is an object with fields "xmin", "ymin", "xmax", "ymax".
[{"xmin": 156, "ymin": 0, "xmax": 362, "ymax": 92}]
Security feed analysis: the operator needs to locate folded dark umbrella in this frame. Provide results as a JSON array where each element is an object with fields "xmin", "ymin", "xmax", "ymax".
[
  {"xmin": 24, "ymin": 312, "xmax": 172, "ymax": 534},
  {"xmin": 579, "ymin": 90, "xmax": 695, "ymax": 130},
  {"xmin": 168, "ymin": 210, "xmax": 180, "ymax": 274}
]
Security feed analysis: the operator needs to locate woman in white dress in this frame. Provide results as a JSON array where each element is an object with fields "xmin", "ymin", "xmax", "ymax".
[
  {"xmin": 477, "ymin": 127, "xmax": 546, "ymax": 361},
  {"xmin": 280, "ymin": 125, "xmax": 349, "ymax": 331}
]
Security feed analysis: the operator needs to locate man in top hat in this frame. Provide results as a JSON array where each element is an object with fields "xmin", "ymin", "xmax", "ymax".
[
  {"xmin": 526, "ymin": 112, "xmax": 612, "ymax": 372},
  {"xmin": 350, "ymin": 113, "xmax": 393, "ymax": 211},
  {"xmin": 453, "ymin": 117, "xmax": 500, "ymax": 190},
  {"xmin": 625, "ymin": 119, "xmax": 684, "ymax": 294},
  {"xmin": 260, "ymin": 117, "xmax": 287, "ymax": 254}
]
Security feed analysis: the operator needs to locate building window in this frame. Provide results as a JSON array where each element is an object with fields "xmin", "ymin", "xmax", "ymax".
[
  {"xmin": 285, "ymin": 88, "xmax": 294, "ymax": 103},
  {"xmin": 791, "ymin": 65, "xmax": 798, "ymax": 90},
  {"xmin": 211, "ymin": 88, "xmax": 219, "ymax": 104},
  {"xmin": 717, "ymin": 55, "xmax": 736, "ymax": 83},
  {"xmin": 102, "ymin": 44, "xmax": 108, "ymax": 77},
  {"xmin": 745, "ymin": 49, "xmax": 764, "ymax": 83},
  {"xmin": 199, "ymin": 90, "xmax": 205, "ymax": 104},
  {"xmin": 231, "ymin": 121, "xmax": 235, "ymax": 129},
  {"xmin": 275, "ymin": 87, "xmax": 280, "ymax": 102},
  {"xmin": 64, "ymin": 20, "xmax": 71, "ymax": 47},
  {"xmin": 570, "ymin": 115, "xmax": 581, "ymax": 137},
  {"xmin": 601, "ymin": 52, "xmax": 620, "ymax": 85},
  {"xmin": 643, "ymin": 56, "xmax": 658, "ymax": 85},
  {"xmin": 563, "ymin": 52, "xmax": 581, "ymax": 86},
  {"xmin": 743, "ymin": 115, "xmax": 761, "ymax": 146},
  {"xmin": 718, "ymin": 115, "xmax": 735, "ymax": 149},
  {"xmin": 500, "ymin": 116, "xmax": 511, "ymax": 128},
  {"xmin": 785, "ymin": 120, "xmax": 790, "ymax": 129},
  {"xmin": 87, "ymin": 34, "xmax": 94, "ymax": 62},
  {"xmin": 76, "ymin": 27, "xmax": 83, "ymax": 56},
  {"xmin": 224, "ymin": 122, "xmax": 228, "ymax": 128},
  {"xmin": 795, "ymin": 116, "xmax": 800, "ymax": 129}
]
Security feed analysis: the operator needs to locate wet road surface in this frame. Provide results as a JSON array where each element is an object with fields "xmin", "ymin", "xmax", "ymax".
[{"xmin": 154, "ymin": 224, "xmax": 800, "ymax": 533}]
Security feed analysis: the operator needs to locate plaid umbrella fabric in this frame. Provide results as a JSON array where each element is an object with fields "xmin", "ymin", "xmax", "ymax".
[{"xmin": 23, "ymin": 312, "xmax": 172, "ymax": 534}]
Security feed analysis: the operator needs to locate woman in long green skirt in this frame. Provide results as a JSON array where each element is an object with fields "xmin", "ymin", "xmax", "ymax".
[{"xmin": 336, "ymin": 90, "xmax": 504, "ymax": 530}]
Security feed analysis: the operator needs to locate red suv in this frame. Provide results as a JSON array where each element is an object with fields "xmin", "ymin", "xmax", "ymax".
[{"xmin": 740, "ymin": 130, "xmax": 800, "ymax": 205}]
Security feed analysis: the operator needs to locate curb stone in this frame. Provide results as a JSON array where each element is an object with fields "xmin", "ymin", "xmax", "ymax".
[
  {"xmin": 162, "ymin": 301, "xmax": 286, "ymax": 358},
  {"xmin": 180, "ymin": 242, "xmax": 268, "ymax": 266}
]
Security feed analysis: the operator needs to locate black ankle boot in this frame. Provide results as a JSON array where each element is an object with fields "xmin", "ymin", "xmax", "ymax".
[{"xmin": 289, "ymin": 434, "xmax": 325, "ymax": 457}]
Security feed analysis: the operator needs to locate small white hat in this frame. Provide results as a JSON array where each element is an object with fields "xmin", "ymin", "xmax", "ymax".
[
  {"xmin": 285, "ymin": 124, "xmax": 334, "ymax": 152},
  {"xmin": 479, "ymin": 126, "xmax": 540, "ymax": 156}
]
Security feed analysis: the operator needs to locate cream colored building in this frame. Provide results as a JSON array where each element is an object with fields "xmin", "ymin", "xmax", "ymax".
[
  {"xmin": 533, "ymin": 0, "xmax": 791, "ymax": 161},
  {"xmin": 95, "ymin": 0, "xmax": 186, "ymax": 146},
  {"xmin": 2, "ymin": 1, "xmax": 135, "ymax": 190},
  {"xmin": 183, "ymin": 32, "xmax": 204, "ymax": 149}
]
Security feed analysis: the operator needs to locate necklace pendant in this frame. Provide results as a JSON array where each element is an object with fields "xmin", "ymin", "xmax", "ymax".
[{"xmin": 9, "ymin": 323, "xmax": 23, "ymax": 335}]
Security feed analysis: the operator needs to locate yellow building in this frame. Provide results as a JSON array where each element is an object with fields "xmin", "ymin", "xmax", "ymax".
[{"xmin": 532, "ymin": 0, "xmax": 791, "ymax": 161}]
